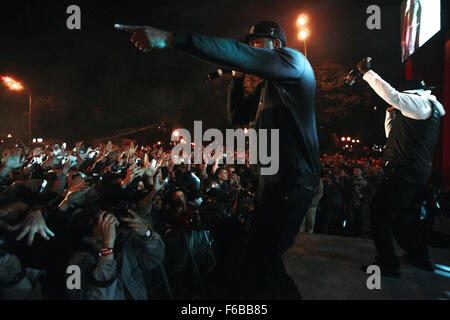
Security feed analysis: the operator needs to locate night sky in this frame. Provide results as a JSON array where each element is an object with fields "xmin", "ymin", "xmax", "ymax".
[{"xmin": 0, "ymin": 0, "xmax": 405, "ymax": 146}]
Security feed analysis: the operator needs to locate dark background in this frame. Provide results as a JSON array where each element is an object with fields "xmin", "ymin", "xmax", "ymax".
[{"xmin": 0, "ymin": 0, "xmax": 407, "ymax": 151}]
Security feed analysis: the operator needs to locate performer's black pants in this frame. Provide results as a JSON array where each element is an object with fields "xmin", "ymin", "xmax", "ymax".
[
  {"xmin": 371, "ymin": 174, "xmax": 429, "ymax": 269},
  {"xmin": 240, "ymin": 182, "xmax": 314, "ymax": 299}
]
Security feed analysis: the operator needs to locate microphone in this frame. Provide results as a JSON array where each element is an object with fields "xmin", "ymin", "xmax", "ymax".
[
  {"xmin": 344, "ymin": 57, "xmax": 371, "ymax": 87},
  {"xmin": 207, "ymin": 68, "xmax": 232, "ymax": 80}
]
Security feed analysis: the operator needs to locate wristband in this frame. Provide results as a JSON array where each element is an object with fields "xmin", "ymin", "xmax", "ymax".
[{"xmin": 98, "ymin": 248, "xmax": 114, "ymax": 257}]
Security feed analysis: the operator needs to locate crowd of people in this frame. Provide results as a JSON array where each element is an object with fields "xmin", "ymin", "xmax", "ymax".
[
  {"xmin": 0, "ymin": 140, "xmax": 260, "ymax": 299},
  {"xmin": 308, "ymin": 152, "xmax": 385, "ymax": 238},
  {"xmin": 0, "ymin": 139, "xmax": 447, "ymax": 300}
]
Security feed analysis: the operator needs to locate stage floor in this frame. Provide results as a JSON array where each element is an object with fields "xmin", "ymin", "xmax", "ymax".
[{"xmin": 283, "ymin": 233, "xmax": 450, "ymax": 300}]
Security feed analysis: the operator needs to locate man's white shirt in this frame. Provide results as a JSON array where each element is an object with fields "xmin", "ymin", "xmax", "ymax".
[{"xmin": 362, "ymin": 70, "xmax": 445, "ymax": 137}]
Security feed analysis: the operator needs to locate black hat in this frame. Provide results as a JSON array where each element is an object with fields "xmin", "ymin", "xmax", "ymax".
[
  {"xmin": 399, "ymin": 79, "xmax": 435, "ymax": 92},
  {"xmin": 240, "ymin": 21, "xmax": 287, "ymax": 47}
]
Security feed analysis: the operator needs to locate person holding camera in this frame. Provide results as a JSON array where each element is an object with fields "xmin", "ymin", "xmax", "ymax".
[
  {"xmin": 66, "ymin": 207, "xmax": 164, "ymax": 300},
  {"xmin": 357, "ymin": 58, "xmax": 445, "ymax": 276}
]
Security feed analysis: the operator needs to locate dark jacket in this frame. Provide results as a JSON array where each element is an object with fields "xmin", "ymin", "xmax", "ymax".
[
  {"xmin": 174, "ymin": 33, "xmax": 321, "ymax": 187},
  {"xmin": 66, "ymin": 231, "xmax": 164, "ymax": 300},
  {"xmin": 383, "ymin": 101, "xmax": 441, "ymax": 185}
]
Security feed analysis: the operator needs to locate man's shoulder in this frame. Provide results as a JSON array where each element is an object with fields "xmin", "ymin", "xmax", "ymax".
[
  {"xmin": 275, "ymin": 47, "xmax": 305, "ymax": 61},
  {"xmin": 275, "ymin": 47, "xmax": 314, "ymax": 83}
]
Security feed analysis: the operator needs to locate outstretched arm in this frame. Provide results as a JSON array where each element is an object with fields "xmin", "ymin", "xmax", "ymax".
[{"xmin": 114, "ymin": 24, "xmax": 307, "ymax": 82}]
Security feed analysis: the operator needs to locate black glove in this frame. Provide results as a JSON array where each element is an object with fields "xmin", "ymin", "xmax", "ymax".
[{"xmin": 357, "ymin": 57, "xmax": 372, "ymax": 74}]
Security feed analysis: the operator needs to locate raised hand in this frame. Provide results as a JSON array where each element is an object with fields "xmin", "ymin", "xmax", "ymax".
[
  {"xmin": 105, "ymin": 141, "xmax": 113, "ymax": 154},
  {"xmin": 114, "ymin": 24, "xmax": 174, "ymax": 52},
  {"xmin": 144, "ymin": 159, "xmax": 158, "ymax": 180},
  {"xmin": 121, "ymin": 164, "xmax": 145, "ymax": 189},
  {"xmin": 152, "ymin": 171, "xmax": 163, "ymax": 194},
  {"xmin": 96, "ymin": 211, "xmax": 119, "ymax": 249},
  {"xmin": 15, "ymin": 210, "xmax": 55, "ymax": 246},
  {"xmin": 357, "ymin": 57, "xmax": 372, "ymax": 75},
  {"xmin": 119, "ymin": 209, "xmax": 148, "ymax": 237},
  {"xmin": 128, "ymin": 143, "xmax": 138, "ymax": 164}
]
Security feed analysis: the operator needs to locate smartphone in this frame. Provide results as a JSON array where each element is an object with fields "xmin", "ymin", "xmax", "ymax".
[{"xmin": 40, "ymin": 180, "xmax": 48, "ymax": 193}]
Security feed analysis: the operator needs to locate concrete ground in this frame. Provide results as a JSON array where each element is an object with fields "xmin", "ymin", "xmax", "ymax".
[{"xmin": 283, "ymin": 233, "xmax": 450, "ymax": 300}]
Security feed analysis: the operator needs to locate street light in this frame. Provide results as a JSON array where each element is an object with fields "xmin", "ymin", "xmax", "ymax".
[
  {"xmin": 296, "ymin": 15, "xmax": 307, "ymax": 27},
  {"xmin": 298, "ymin": 29, "xmax": 309, "ymax": 40},
  {"xmin": 296, "ymin": 14, "xmax": 309, "ymax": 58},
  {"xmin": 1, "ymin": 76, "xmax": 32, "ymax": 144}
]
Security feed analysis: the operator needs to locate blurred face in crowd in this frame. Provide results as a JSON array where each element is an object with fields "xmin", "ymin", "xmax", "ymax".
[
  {"xmin": 171, "ymin": 191, "xmax": 186, "ymax": 207},
  {"xmin": 154, "ymin": 194, "xmax": 163, "ymax": 211},
  {"xmin": 353, "ymin": 168, "xmax": 362, "ymax": 177},
  {"xmin": 363, "ymin": 163, "xmax": 371, "ymax": 172},
  {"xmin": 217, "ymin": 168, "xmax": 228, "ymax": 182},
  {"xmin": 372, "ymin": 166, "xmax": 383, "ymax": 177},
  {"xmin": 332, "ymin": 166, "xmax": 341, "ymax": 176}
]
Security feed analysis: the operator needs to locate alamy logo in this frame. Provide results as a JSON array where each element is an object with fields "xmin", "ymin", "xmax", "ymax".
[
  {"xmin": 66, "ymin": 5, "xmax": 81, "ymax": 30},
  {"xmin": 366, "ymin": 265, "xmax": 381, "ymax": 290},
  {"xmin": 66, "ymin": 265, "xmax": 81, "ymax": 290},
  {"xmin": 171, "ymin": 121, "xmax": 279, "ymax": 175},
  {"xmin": 366, "ymin": 5, "xmax": 381, "ymax": 30}
]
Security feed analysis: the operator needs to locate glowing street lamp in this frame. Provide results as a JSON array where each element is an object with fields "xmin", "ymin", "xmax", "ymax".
[
  {"xmin": 298, "ymin": 29, "xmax": 308, "ymax": 40},
  {"xmin": 2, "ymin": 76, "xmax": 23, "ymax": 90},
  {"xmin": 1, "ymin": 76, "xmax": 32, "ymax": 143},
  {"xmin": 296, "ymin": 14, "xmax": 309, "ymax": 58},
  {"xmin": 297, "ymin": 15, "xmax": 307, "ymax": 27},
  {"xmin": 10, "ymin": 82, "xmax": 23, "ymax": 90}
]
